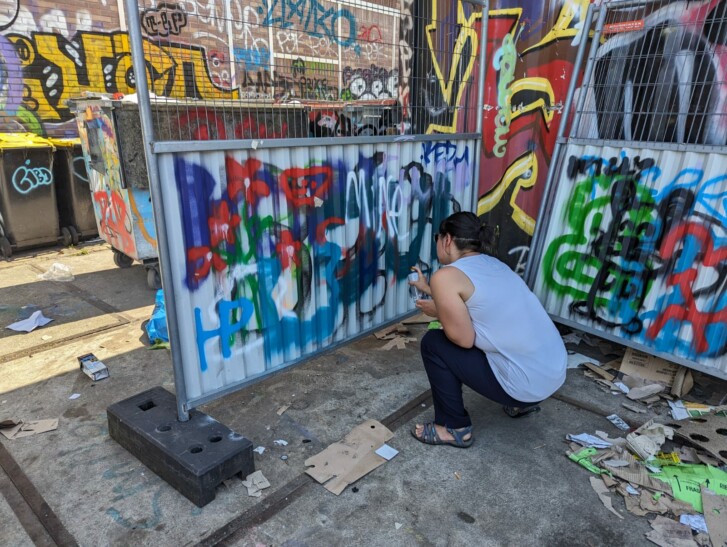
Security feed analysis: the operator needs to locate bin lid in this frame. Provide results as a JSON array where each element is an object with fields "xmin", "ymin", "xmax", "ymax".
[
  {"xmin": 0, "ymin": 133, "xmax": 55, "ymax": 150},
  {"xmin": 47, "ymin": 137, "xmax": 82, "ymax": 148}
]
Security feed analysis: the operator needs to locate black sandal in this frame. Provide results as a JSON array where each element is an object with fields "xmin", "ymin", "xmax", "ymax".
[
  {"xmin": 411, "ymin": 422, "xmax": 474, "ymax": 448},
  {"xmin": 503, "ymin": 405, "xmax": 541, "ymax": 418}
]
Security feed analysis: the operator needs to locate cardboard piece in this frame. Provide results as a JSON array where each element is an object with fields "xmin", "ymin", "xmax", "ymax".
[
  {"xmin": 305, "ymin": 419, "xmax": 394, "ymax": 495},
  {"xmin": 622, "ymin": 402, "xmax": 648, "ymax": 414},
  {"xmin": 627, "ymin": 383, "xmax": 665, "ymax": 401},
  {"xmin": 582, "ymin": 362, "xmax": 615, "ymax": 381},
  {"xmin": 670, "ymin": 368, "xmax": 694, "ymax": 398},
  {"xmin": 374, "ymin": 324, "xmax": 406, "ymax": 340},
  {"xmin": 639, "ymin": 490, "xmax": 668, "ymax": 514},
  {"xmin": 242, "ymin": 470, "xmax": 270, "ymax": 497},
  {"xmin": 665, "ymin": 411, "xmax": 727, "ymax": 465},
  {"xmin": 702, "ymin": 487, "xmax": 727, "ymax": 547},
  {"xmin": 0, "ymin": 419, "xmax": 59, "ymax": 439},
  {"xmin": 608, "ymin": 463, "xmax": 673, "ymax": 495},
  {"xmin": 617, "ymin": 350, "xmax": 692, "ymax": 398},
  {"xmin": 646, "ymin": 516, "xmax": 699, "ymax": 547},
  {"xmin": 651, "ymin": 465, "xmax": 727, "ymax": 512},
  {"xmin": 589, "ymin": 476, "xmax": 623, "ymax": 519},
  {"xmin": 379, "ymin": 336, "xmax": 417, "ymax": 351},
  {"xmin": 400, "ymin": 313, "xmax": 436, "ymax": 325},
  {"xmin": 619, "ymin": 348, "xmax": 679, "ymax": 386},
  {"xmin": 624, "ymin": 493, "xmax": 651, "ymax": 516}
]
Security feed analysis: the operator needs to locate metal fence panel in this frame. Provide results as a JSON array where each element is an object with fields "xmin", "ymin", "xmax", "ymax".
[
  {"xmin": 157, "ymin": 138, "xmax": 478, "ymax": 406},
  {"xmin": 527, "ymin": 0, "xmax": 727, "ymax": 379}
]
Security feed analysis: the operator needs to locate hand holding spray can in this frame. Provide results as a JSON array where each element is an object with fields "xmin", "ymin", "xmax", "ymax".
[{"xmin": 408, "ymin": 269, "xmax": 421, "ymax": 301}]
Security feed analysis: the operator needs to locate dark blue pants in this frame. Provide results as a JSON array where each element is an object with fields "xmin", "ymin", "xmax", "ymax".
[{"xmin": 421, "ymin": 329, "xmax": 531, "ymax": 429}]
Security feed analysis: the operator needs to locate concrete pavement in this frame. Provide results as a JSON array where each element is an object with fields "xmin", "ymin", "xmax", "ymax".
[{"xmin": 0, "ymin": 241, "xmax": 719, "ymax": 546}]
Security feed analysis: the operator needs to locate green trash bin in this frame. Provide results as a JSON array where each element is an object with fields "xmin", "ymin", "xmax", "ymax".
[
  {"xmin": 0, "ymin": 133, "xmax": 59, "ymax": 258},
  {"xmin": 50, "ymin": 138, "xmax": 98, "ymax": 245}
]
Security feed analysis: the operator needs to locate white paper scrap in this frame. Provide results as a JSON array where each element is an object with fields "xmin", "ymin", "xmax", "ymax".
[
  {"xmin": 273, "ymin": 439, "xmax": 288, "ymax": 446},
  {"xmin": 375, "ymin": 443, "xmax": 399, "ymax": 461},
  {"xmin": 566, "ymin": 433, "xmax": 612, "ymax": 448},
  {"xmin": 625, "ymin": 485, "xmax": 639, "ymax": 495},
  {"xmin": 613, "ymin": 381, "xmax": 630, "ymax": 394},
  {"xmin": 69, "ymin": 393, "xmax": 80, "ymax": 400},
  {"xmin": 680, "ymin": 514, "xmax": 708, "ymax": 534},
  {"xmin": 395, "ymin": 522, "xmax": 403, "ymax": 530},
  {"xmin": 668, "ymin": 400, "xmax": 689, "ymax": 420},
  {"xmin": 7, "ymin": 311, "xmax": 53, "ymax": 333},
  {"xmin": 606, "ymin": 414, "xmax": 630, "ymax": 431},
  {"xmin": 253, "ymin": 446, "xmax": 265, "ymax": 454}
]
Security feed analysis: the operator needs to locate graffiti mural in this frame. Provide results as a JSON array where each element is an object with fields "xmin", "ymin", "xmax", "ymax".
[
  {"xmin": 467, "ymin": 1, "xmax": 588, "ymax": 271},
  {"xmin": 157, "ymin": 139, "xmax": 474, "ymax": 398},
  {"xmin": 410, "ymin": 0, "xmax": 482, "ymax": 135},
  {"xmin": 0, "ymin": 0, "xmax": 402, "ymax": 137},
  {"xmin": 587, "ymin": 0, "xmax": 727, "ymax": 146},
  {"xmin": 533, "ymin": 145, "xmax": 727, "ymax": 375}
]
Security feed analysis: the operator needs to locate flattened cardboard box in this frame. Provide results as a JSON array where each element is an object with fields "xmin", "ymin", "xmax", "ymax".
[
  {"xmin": 305, "ymin": 419, "xmax": 394, "ymax": 495},
  {"xmin": 619, "ymin": 348, "xmax": 679, "ymax": 386}
]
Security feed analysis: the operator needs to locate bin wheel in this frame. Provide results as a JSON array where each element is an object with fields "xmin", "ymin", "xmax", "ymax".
[
  {"xmin": 113, "ymin": 250, "xmax": 134, "ymax": 268},
  {"xmin": 146, "ymin": 267, "xmax": 162, "ymax": 290},
  {"xmin": 69, "ymin": 226, "xmax": 79, "ymax": 246},
  {"xmin": 0, "ymin": 236, "xmax": 11, "ymax": 259},
  {"xmin": 61, "ymin": 227, "xmax": 73, "ymax": 247}
]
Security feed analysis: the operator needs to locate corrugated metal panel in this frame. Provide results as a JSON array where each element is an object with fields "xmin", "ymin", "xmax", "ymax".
[
  {"xmin": 531, "ymin": 142, "xmax": 727, "ymax": 379},
  {"xmin": 156, "ymin": 139, "xmax": 476, "ymax": 403}
]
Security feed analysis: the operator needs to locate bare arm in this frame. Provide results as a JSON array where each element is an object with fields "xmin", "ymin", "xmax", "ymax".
[{"xmin": 429, "ymin": 267, "xmax": 475, "ymax": 348}]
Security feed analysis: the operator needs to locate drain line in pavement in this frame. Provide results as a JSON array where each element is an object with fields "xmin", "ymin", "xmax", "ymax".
[
  {"xmin": 197, "ymin": 390, "xmax": 433, "ymax": 547},
  {"xmin": 0, "ymin": 441, "xmax": 78, "ymax": 547}
]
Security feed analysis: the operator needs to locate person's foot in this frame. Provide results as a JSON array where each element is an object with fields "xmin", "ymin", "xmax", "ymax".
[{"xmin": 413, "ymin": 423, "xmax": 471, "ymax": 443}]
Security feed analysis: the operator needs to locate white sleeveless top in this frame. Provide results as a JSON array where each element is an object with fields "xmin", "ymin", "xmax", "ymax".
[{"xmin": 449, "ymin": 254, "xmax": 567, "ymax": 402}]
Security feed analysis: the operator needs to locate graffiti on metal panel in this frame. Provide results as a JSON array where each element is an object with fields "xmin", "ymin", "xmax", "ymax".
[
  {"xmin": 11, "ymin": 159, "xmax": 52, "ymax": 194},
  {"xmin": 591, "ymin": 0, "xmax": 727, "ymax": 145},
  {"xmin": 542, "ymin": 151, "xmax": 727, "ymax": 359},
  {"xmin": 259, "ymin": 0, "xmax": 358, "ymax": 50},
  {"xmin": 477, "ymin": 1, "xmax": 588, "ymax": 271},
  {"xmin": 93, "ymin": 190, "xmax": 136, "ymax": 256},
  {"xmin": 173, "ymin": 143, "xmax": 470, "ymax": 371}
]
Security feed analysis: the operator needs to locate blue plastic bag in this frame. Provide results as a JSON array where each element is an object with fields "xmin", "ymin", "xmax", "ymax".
[{"xmin": 145, "ymin": 289, "xmax": 169, "ymax": 343}]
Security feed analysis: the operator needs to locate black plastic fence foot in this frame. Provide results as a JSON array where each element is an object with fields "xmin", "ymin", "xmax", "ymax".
[{"xmin": 107, "ymin": 386, "xmax": 254, "ymax": 507}]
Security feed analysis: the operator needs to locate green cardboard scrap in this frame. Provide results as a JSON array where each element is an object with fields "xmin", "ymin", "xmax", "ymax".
[
  {"xmin": 568, "ymin": 447, "xmax": 608, "ymax": 475},
  {"xmin": 651, "ymin": 465, "xmax": 727, "ymax": 513}
]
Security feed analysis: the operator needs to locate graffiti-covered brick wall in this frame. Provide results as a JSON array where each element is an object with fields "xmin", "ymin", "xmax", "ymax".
[{"xmin": 0, "ymin": 0, "xmax": 402, "ymax": 138}]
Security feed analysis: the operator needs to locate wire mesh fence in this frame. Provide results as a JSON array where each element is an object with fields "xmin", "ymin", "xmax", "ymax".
[
  {"xmin": 573, "ymin": 0, "xmax": 727, "ymax": 147},
  {"xmin": 124, "ymin": 0, "xmax": 485, "ymax": 142}
]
